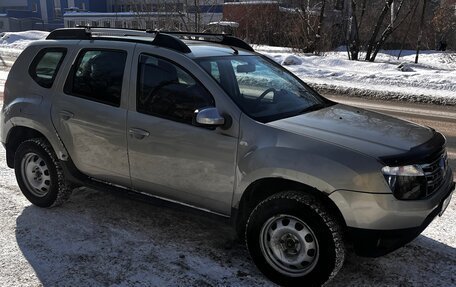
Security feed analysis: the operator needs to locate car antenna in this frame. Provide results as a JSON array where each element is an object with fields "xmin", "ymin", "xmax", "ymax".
[{"xmin": 230, "ymin": 46, "xmax": 238, "ymax": 55}]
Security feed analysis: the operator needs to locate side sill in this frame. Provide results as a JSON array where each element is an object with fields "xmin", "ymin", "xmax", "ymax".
[{"xmin": 60, "ymin": 159, "xmax": 231, "ymax": 224}]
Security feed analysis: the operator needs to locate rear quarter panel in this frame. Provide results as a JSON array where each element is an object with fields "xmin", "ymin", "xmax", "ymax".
[{"xmin": 1, "ymin": 40, "xmax": 80, "ymax": 160}]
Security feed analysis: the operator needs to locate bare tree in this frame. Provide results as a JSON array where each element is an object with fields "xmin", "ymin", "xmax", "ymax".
[
  {"xmin": 362, "ymin": 0, "xmax": 415, "ymax": 62},
  {"xmin": 397, "ymin": 1, "xmax": 419, "ymax": 59},
  {"xmin": 364, "ymin": 0, "xmax": 393, "ymax": 61},
  {"xmin": 347, "ymin": 0, "xmax": 367, "ymax": 60},
  {"xmin": 314, "ymin": 0, "xmax": 326, "ymax": 54},
  {"xmin": 289, "ymin": 0, "xmax": 330, "ymax": 53},
  {"xmin": 127, "ymin": 0, "xmax": 222, "ymax": 32},
  {"xmin": 369, "ymin": 0, "xmax": 416, "ymax": 61}
]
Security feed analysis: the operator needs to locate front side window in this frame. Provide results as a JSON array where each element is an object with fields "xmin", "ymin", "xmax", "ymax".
[
  {"xmin": 137, "ymin": 54, "xmax": 215, "ymax": 123},
  {"xmin": 64, "ymin": 49, "xmax": 127, "ymax": 107},
  {"xmin": 29, "ymin": 48, "xmax": 67, "ymax": 89},
  {"xmin": 198, "ymin": 55, "xmax": 331, "ymax": 123}
]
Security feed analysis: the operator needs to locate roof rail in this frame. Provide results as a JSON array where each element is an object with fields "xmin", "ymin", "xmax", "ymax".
[
  {"xmin": 46, "ymin": 27, "xmax": 254, "ymax": 53},
  {"xmin": 47, "ymin": 27, "xmax": 155, "ymax": 39},
  {"xmin": 156, "ymin": 31, "xmax": 254, "ymax": 52}
]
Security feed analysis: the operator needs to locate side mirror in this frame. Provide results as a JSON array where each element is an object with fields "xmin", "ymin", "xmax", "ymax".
[{"xmin": 194, "ymin": 107, "xmax": 225, "ymax": 127}]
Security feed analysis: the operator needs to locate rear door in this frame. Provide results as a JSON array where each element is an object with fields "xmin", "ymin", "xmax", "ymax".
[{"xmin": 51, "ymin": 41, "xmax": 133, "ymax": 187}]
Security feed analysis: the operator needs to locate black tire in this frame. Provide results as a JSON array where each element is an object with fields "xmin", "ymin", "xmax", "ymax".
[
  {"xmin": 14, "ymin": 138, "xmax": 73, "ymax": 207},
  {"xmin": 245, "ymin": 191, "xmax": 345, "ymax": 287}
]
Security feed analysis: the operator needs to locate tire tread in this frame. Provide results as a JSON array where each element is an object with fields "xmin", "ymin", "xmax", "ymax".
[
  {"xmin": 246, "ymin": 190, "xmax": 345, "ymax": 286},
  {"xmin": 18, "ymin": 138, "xmax": 72, "ymax": 207}
]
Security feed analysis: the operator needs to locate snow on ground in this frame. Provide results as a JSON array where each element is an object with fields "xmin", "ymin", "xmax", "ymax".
[
  {"xmin": 0, "ymin": 133, "xmax": 454, "ymax": 287},
  {"xmin": 0, "ymin": 30, "xmax": 49, "ymax": 54},
  {"xmin": 0, "ymin": 71, "xmax": 8, "ymax": 93}
]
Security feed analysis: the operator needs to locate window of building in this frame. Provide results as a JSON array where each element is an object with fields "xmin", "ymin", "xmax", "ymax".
[
  {"xmin": 67, "ymin": 20, "xmax": 75, "ymax": 28},
  {"xmin": 0, "ymin": 21, "xmax": 3, "ymax": 29},
  {"xmin": 91, "ymin": 21, "xmax": 98, "ymax": 27},
  {"xmin": 137, "ymin": 54, "xmax": 215, "ymax": 124},
  {"xmin": 29, "ymin": 48, "xmax": 67, "ymax": 89},
  {"xmin": 103, "ymin": 21, "xmax": 111, "ymax": 27},
  {"xmin": 64, "ymin": 50, "xmax": 127, "ymax": 107},
  {"xmin": 115, "ymin": 21, "xmax": 122, "ymax": 28}
]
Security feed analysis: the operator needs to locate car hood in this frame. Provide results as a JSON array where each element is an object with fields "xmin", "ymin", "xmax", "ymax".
[{"xmin": 267, "ymin": 104, "xmax": 434, "ymax": 159}]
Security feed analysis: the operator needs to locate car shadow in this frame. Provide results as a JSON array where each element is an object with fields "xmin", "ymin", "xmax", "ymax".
[
  {"xmin": 15, "ymin": 187, "xmax": 456, "ymax": 286},
  {"xmin": 15, "ymin": 187, "xmax": 272, "ymax": 287}
]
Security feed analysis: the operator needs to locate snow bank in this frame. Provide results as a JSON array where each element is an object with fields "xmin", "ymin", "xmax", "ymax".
[
  {"xmin": 282, "ymin": 55, "xmax": 302, "ymax": 65},
  {"xmin": 0, "ymin": 30, "xmax": 49, "ymax": 51},
  {"xmin": 259, "ymin": 47, "xmax": 456, "ymax": 105}
]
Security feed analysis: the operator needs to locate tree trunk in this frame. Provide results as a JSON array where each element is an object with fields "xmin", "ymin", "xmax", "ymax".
[
  {"xmin": 415, "ymin": 0, "xmax": 427, "ymax": 63},
  {"xmin": 349, "ymin": 0, "xmax": 360, "ymax": 60},
  {"xmin": 369, "ymin": 0, "xmax": 413, "ymax": 62},
  {"xmin": 365, "ymin": 0, "xmax": 394, "ymax": 61},
  {"xmin": 314, "ymin": 0, "xmax": 326, "ymax": 54},
  {"xmin": 397, "ymin": 1, "xmax": 419, "ymax": 59},
  {"xmin": 357, "ymin": 0, "xmax": 368, "ymax": 31}
]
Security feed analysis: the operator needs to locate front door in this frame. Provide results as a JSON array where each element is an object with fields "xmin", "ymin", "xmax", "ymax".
[{"xmin": 127, "ymin": 53, "xmax": 238, "ymax": 215}]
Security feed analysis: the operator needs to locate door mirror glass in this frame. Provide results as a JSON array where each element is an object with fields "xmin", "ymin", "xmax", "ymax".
[{"xmin": 194, "ymin": 107, "xmax": 225, "ymax": 127}]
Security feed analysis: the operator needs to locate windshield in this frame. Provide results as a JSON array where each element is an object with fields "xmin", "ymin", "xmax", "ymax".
[{"xmin": 197, "ymin": 55, "xmax": 331, "ymax": 122}]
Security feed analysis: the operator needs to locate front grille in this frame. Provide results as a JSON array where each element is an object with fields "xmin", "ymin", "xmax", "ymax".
[{"xmin": 421, "ymin": 151, "xmax": 449, "ymax": 197}]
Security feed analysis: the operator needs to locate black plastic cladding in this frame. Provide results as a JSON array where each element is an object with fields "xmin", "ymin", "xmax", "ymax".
[
  {"xmin": 379, "ymin": 131, "xmax": 446, "ymax": 166},
  {"xmin": 46, "ymin": 28, "xmax": 254, "ymax": 53}
]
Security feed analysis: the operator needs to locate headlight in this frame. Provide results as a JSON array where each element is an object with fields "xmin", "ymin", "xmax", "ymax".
[{"xmin": 381, "ymin": 165, "xmax": 427, "ymax": 200}]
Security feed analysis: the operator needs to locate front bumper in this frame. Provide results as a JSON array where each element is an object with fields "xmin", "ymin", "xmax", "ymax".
[
  {"xmin": 347, "ymin": 181, "xmax": 454, "ymax": 257},
  {"xmin": 329, "ymin": 169, "xmax": 454, "ymax": 257}
]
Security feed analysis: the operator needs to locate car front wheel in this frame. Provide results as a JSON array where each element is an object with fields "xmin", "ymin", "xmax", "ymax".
[{"xmin": 246, "ymin": 191, "xmax": 345, "ymax": 287}]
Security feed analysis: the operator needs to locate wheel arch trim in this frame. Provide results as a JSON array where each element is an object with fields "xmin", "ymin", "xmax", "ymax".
[
  {"xmin": 5, "ymin": 119, "xmax": 69, "ymax": 167},
  {"xmin": 232, "ymin": 176, "xmax": 346, "ymax": 237}
]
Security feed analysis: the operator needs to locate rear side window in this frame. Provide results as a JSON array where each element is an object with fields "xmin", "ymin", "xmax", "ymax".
[
  {"xmin": 64, "ymin": 49, "xmax": 127, "ymax": 107},
  {"xmin": 29, "ymin": 48, "xmax": 67, "ymax": 88}
]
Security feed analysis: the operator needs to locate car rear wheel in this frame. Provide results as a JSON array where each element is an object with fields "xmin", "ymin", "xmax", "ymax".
[
  {"xmin": 246, "ymin": 191, "xmax": 345, "ymax": 287},
  {"xmin": 14, "ymin": 138, "xmax": 73, "ymax": 207}
]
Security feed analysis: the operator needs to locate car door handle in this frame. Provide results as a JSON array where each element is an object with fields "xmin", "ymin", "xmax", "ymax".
[
  {"xmin": 59, "ymin": 110, "xmax": 74, "ymax": 121},
  {"xmin": 129, "ymin": 128, "xmax": 150, "ymax": 140}
]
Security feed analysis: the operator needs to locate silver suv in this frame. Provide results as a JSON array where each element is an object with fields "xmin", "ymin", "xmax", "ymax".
[{"xmin": 1, "ymin": 28, "xmax": 454, "ymax": 287}]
